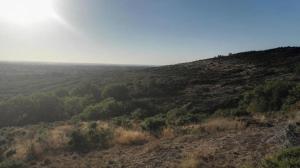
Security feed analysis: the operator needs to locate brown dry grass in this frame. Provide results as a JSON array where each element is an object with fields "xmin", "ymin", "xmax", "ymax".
[
  {"xmin": 11, "ymin": 124, "xmax": 74, "ymax": 160},
  {"xmin": 199, "ymin": 117, "xmax": 246, "ymax": 132},
  {"xmin": 114, "ymin": 128, "xmax": 150, "ymax": 145},
  {"xmin": 161, "ymin": 127, "xmax": 176, "ymax": 139},
  {"xmin": 182, "ymin": 117, "xmax": 246, "ymax": 135},
  {"xmin": 47, "ymin": 125, "xmax": 73, "ymax": 149},
  {"xmin": 179, "ymin": 146, "xmax": 217, "ymax": 168}
]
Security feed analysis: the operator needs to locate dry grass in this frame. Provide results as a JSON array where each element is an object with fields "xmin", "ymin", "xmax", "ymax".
[
  {"xmin": 179, "ymin": 146, "xmax": 217, "ymax": 168},
  {"xmin": 182, "ymin": 117, "xmax": 246, "ymax": 135},
  {"xmin": 114, "ymin": 128, "xmax": 150, "ymax": 145},
  {"xmin": 199, "ymin": 117, "xmax": 246, "ymax": 133},
  {"xmin": 10, "ymin": 124, "xmax": 74, "ymax": 160},
  {"xmin": 47, "ymin": 125, "xmax": 73, "ymax": 149},
  {"xmin": 161, "ymin": 128, "xmax": 176, "ymax": 139}
]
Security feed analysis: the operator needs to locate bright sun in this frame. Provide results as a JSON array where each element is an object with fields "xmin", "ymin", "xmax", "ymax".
[{"xmin": 0, "ymin": 0, "xmax": 57, "ymax": 26}]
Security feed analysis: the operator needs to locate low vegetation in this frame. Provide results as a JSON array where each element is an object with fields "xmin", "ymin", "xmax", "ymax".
[
  {"xmin": 261, "ymin": 146, "xmax": 300, "ymax": 168},
  {"xmin": 0, "ymin": 47, "xmax": 300, "ymax": 167},
  {"xmin": 68, "ymin": 122, "xmax": 113, "ymax": 152}
]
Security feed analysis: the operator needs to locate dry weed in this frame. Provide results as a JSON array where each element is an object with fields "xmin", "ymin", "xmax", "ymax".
[{"xmin": 114, "ymin": 128, "xmax": 150, "ymax": 145}]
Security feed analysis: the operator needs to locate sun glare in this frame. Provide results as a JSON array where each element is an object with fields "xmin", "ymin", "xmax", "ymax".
[{"xmin": 0, "ymin": 0, "xmax": 57, "ymax": 26}]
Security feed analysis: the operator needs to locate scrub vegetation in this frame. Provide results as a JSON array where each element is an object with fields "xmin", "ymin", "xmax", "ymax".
[{"xmin": 0, "ymin": 47, "xmax": 300, "ymax": 167}]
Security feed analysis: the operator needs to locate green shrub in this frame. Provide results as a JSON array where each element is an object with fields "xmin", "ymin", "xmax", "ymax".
[
  {"xmin": 112, "ymin": 116, "xmax": 132, "ymax": 128},
  {"xmin": 63, "ymin": 96, "xmax": 92, "ymax": 117},
  {"xmin": 131, "ymin": 108, "xmax": 145, "ymax": 120},
  {"xmin": 141, "ymin": 114, "xmax": 166, "ymax": 133},
  {"xmin": 282, "ymin": 84, "xmax": 300, "ymax": 111},
  {"xmin": 128, "ymin": 99, "xmax": 160, "ymax": 118},
  {"xmin": 214, "ymin": 107, "xmax": 249, "ymax": 117},
  {"xmin": 262, "ymin": 146, "xmax": 300, "ymax": 168},
  {"xmin": 32, "ymin": 93, "xmax": 66, "ymax": 122},
  {"xmin": 71, "ymin": 83, "xmax": 102, "ymax": 101},
  {"xmin": 240, "ymin": 81, "xmax": 292, "ymax": 113},
  {"xmin": 68, "ymin": 130, "xmax": 89, "ymax": 152},
  {"xmin": 102, "ymin": 84, "xmax": 129, "ymax": 101},
  {"xmin": 68, "ymin": 123, "xmax": 113, "ymax": 152},
  {"xmin": 0, "ymin": 93, "xmax": 66, "ymax": 127},
  {"xmin": 166, "ymin": 105, "xmax": 207, "ymax": 126},
  {"xmin": 79, "ymin": 98, "xmax": 124, "ymax": 121},
  {"xmin": 0, "ymin": 160, "xmax": 26, "ymax": 168},
  {"xmin": 86, "ymin": 123, "xmax": 112, "ymax": 149}
]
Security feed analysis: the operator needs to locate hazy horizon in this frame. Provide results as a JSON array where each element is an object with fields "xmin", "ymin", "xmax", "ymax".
[{"xmin": 0, "ymin": 0, "xmax": 300, "ymax": 65}]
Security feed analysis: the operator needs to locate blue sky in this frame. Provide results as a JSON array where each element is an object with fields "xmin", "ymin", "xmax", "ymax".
[{"xmin": 0, "ymin": 0, "xmax": 299, "ymax": 65}]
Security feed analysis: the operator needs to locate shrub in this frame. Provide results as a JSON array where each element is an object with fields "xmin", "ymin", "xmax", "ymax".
[
  {"xmin": 68, "ymin": 123, "xmax": 113, "ymax": 152},
  {"xmin": 112, "ymin": 116, "xmax": 132, "ymax": 128},
  {"xmin": 71, "ymin": 83, "xmax": 102, "ymax": 101},
  {"xmin": 63, "ymin": 96, "xmax": 90, "ymax": 117},
  {"xmin": 294, "ymin": 64, "xmax": 300, "ymax": 76},
  {"xmin": 129, "ymin": 99, "xmax": 160, "ymax": 119},
  {"xmin": 282, "ymin": 84, "xmax": 300, "ymax": 111},
  {"xmin": 0, "ymin": 160, "xmax": 26, "ymax": 168},
  {"xmin": 32, "ymin": 93, "xmax": 66, "ymax": 122},
  {"xmin": 262, "ymin": 146, "xmax": 300, "ymax": 168},
  {"xmin": 166, "ymin": 106, "xmax": 206, "ymax": 126},
  {"xmin": 79, "ymin": 98, "xmax": 124, "ymax": 121},
  {"xmin": 141, "ymin": 114, "xmax": 166, "ymax": 133},
  {"xmin": 68, "ymin": 130, "xmax": 89, "ymax": 152},
  {"xmin": 0, "ymin": 93, "xmax": 66, "ymax": 127},
  {"xmin": 214, "ymin": 108, "xmax": 249, "ymax": 117},
  {"xmin": 240, "ymin": 81, "xmax": 292, "ymax": 113},
  {"xmin": 0, "ymin": 96, "xmax": 35, "ymax": 126},
  {"xmin": 102, "ymin": 84, "xmax": 129, "ymax": 101},
  {"xmin": 131, "ymin": 108, "xmax": 145, "ymax": 120}
]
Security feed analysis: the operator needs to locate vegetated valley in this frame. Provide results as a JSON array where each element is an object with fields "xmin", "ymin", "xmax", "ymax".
[{"xmin": 0, "ymin": 47, "xmax": 300, "ymax": 168}]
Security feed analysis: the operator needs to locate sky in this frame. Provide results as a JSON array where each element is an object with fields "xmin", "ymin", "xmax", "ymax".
[{"xmin": 0, "ymin": 0, "xmax": 299, "ymax": 65}]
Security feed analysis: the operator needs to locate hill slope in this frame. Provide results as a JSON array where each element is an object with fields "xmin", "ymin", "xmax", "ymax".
[{"xmin": 0, "ymin": 47, "xmax": 300, "ymax": 168}]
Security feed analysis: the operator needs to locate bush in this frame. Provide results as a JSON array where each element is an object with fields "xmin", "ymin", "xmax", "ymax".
[
  {"xmin": 282, "ymin": 84, "xmax": 300, "ymax": 111},
  {"xmin": 0, "ymin": 93, "xmax": 66, "ymax": 127},
  {"xmin": 63, "ymin": 96, "xmax": 91, "ymax": 117},
  {"xmin": 240, "ymin": 81, "xmax": 292, "ymax": 113},
  {"xmin": 0, "ymin": 96, "xmax": 35, "ymax": 126},
  {"xmin": 0, "ymin": 160, "xmax": 26, "ymax": 168},
  {"xmin": 166, "ymin": 106, "xmax": 206, "ymax": 126},
  {"xmin": 112, "ymin": 116, "xmax": 132, "ymax": 128},
  {"xmin": 262, "ymin": 146, "xmax": 300, "ymax": 168},
  {"xmin": 294, "ymin": 64, "xmax": 300, "ymax": 76},
  {"xmin": 71, "ymin": 83, "xmax": 102, "ymax": 101},
  {"xmin": 141, "ymin": 114, "xmax": 166, "ymax": 133},
  {"xmin": 79, "ymin": 98, "xmax": 124, "ymax": 121},
  {"xmin": 86, "ymin": 123, "xmax": 112, "ymax": 149},
  {"xmin": 128, "ymin": 99, "xmax": 160, "ymax": 119},
  {"xmin": 68, "ymin": 123, "xmax": 113, "ymax": 152},
  {"xmin": 102, "ymin": 84, "xmax": 129, "ymax": 101},
  {"xmin": 68, "ymin": 130, "xmax": 89, "ymax": 152},
  {"xmin": 131, "ymin": 108, "xmax": 145, "ymax": 120},
  {"xmin": 214, "ymin": 108, "xmax": 249, "ymax": 117}
]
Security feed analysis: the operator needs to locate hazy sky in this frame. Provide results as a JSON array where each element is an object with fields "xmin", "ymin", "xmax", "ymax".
[{"xmin": 0, "ymin": 0, "xmax": 299, "ymax": 65}]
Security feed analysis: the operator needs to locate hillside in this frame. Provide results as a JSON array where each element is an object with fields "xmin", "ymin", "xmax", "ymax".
[{"xmin": 0, "ymin": 47, "xmax": 300, "ymax": 168}]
